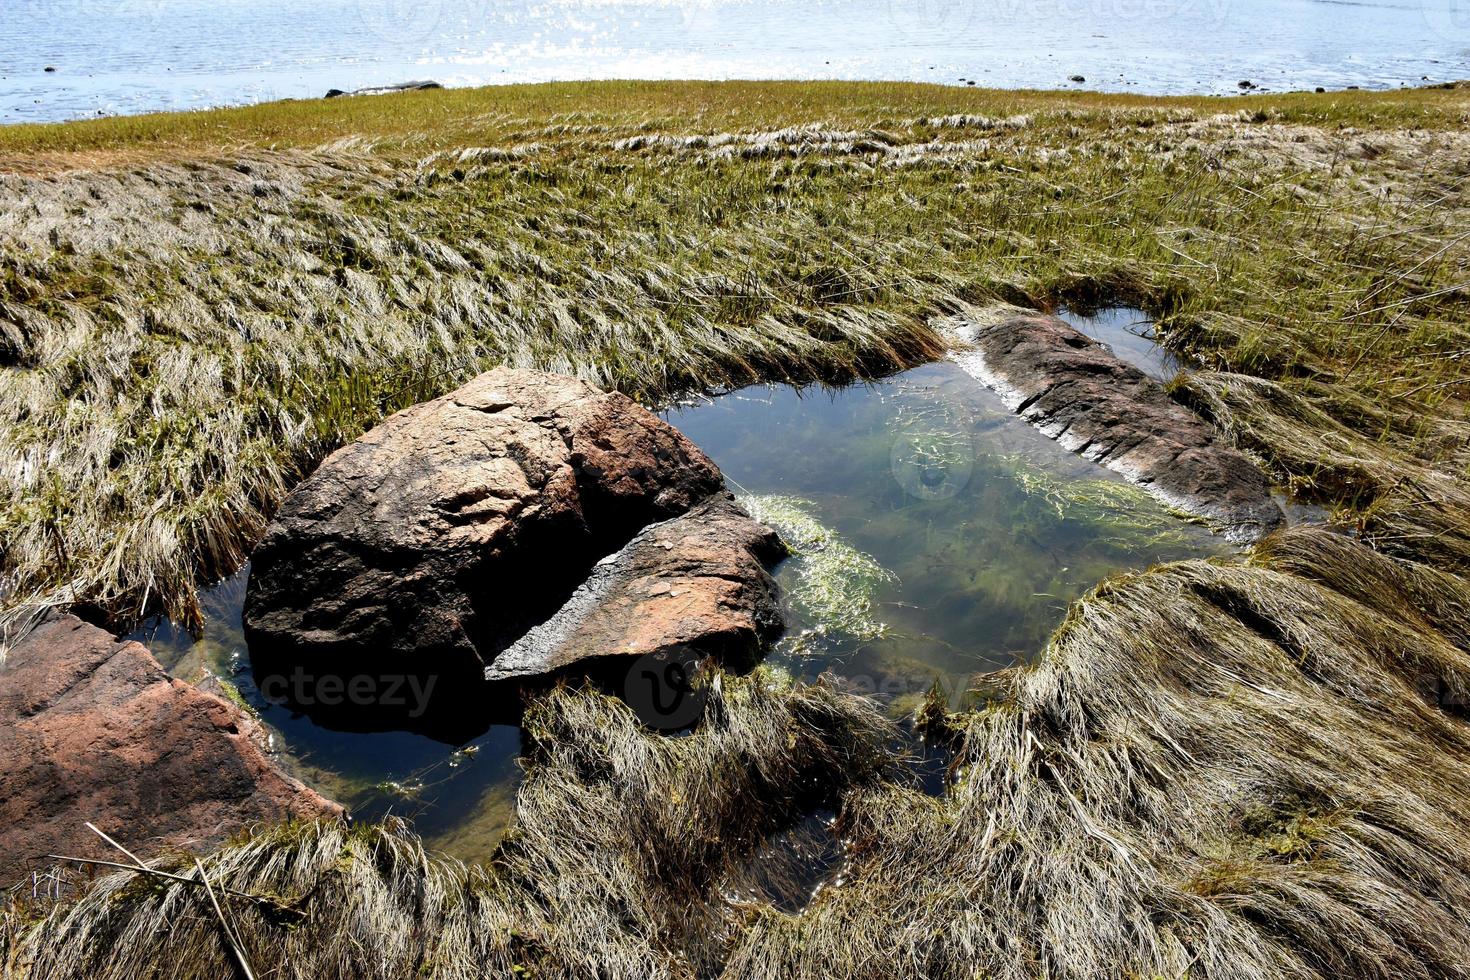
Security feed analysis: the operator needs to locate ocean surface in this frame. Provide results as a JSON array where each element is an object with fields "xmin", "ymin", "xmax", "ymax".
[{"xmin": 3, "ymin": 0, "xmax": 1468, "ymax": 124}]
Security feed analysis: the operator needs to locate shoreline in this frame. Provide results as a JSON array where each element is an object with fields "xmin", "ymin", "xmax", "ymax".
[
  {"xmin": 9, "ymin": 72, "xmax": 1467, "ymax": 129},
  {"xmin": 3, "ymin": 77, "xmax": 1468, "ymax": 175}
]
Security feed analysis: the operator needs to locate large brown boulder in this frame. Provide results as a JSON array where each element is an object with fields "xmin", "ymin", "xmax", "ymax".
[
  {"xmin": 0, "ymin": 615, "xmax": 341, "ymax": 885},
  {"xmin": 244, "ymin": 369, "xmax": 783, "ymax": 730},
  {"xmin": 948, "ymin": 312, "xmax": 1284, "ymax": 539}
]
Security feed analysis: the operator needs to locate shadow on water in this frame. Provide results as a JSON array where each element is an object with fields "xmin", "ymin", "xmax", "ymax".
[
  {"xmin": 127, "ymin": 577, "xmax": 527, "ymax": 855},
  {"xmin": 131, "ymin": 309, "xmax": 1228, "ymax": 865}
]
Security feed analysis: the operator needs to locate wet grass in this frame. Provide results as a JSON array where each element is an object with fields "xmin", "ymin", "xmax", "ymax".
[
  {"xmin": 738, "ymin": 494, "xmax": 896, "ymax": 650},
  {"xmin": 728, "ymin": 525, "xmax": 1470, "ymax": 979}
]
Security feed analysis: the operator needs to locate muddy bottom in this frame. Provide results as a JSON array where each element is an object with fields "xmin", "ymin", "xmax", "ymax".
[{"xmin": 131, "ymin": 310, "xmax": 1227, "ymax": 863}]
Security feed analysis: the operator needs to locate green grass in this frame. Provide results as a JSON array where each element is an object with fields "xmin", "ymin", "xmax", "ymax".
[
  {"xmin": 2, "ymin": 80, "xmax": 1465, "ymax": 161},
  {"xmin": 1, "ymin": 80, "xmax": 1468, "ymax": 639}
]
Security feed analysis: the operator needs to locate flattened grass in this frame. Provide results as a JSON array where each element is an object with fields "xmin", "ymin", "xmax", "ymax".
[
  {"xmin": 7, "ymin": 80, "xmax": 1470, "ymax": 979},
  {"xmin": 9, "ymin": 670, "xmax": 899, "ymax": 979},
  {"xmin": 19, "ymin": 524, "xmax": 1470, "ymax": 978},
  {"xmin": 2, "ymin": 80, "xmax": 1466, "ymax": 163}
]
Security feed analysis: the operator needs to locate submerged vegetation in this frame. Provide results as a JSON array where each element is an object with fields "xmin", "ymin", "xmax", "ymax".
[
  {"xmin": 5, "ymin": 81, "xmax": 1470, "ymax": 977},
  {"xmin": 738, "ymin": 494, "xmax": 895, "ymax": 649},
  {"xmin": 1004, "ymin": 454, "xmax": 1202, "ymax": 547}
]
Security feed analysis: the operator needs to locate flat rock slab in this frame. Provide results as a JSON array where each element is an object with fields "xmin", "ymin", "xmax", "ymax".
[
  {"xmin": 324, "ymin": 80, "xmax": 442, "ymax": 98},
  {"xmin": 0, "ymin": 616, "xmax": 341, "ymax": 884},
  {"xmin": 486, "ymin": 495, "xmax": 783, "ymax": 681},
  {"xmin": 947, "ymin": 312, "xmax": 1283, "ymax": 539},
  {"xmin": 245, "ymin": 368, "xmax": 782, "ymax": 707}
]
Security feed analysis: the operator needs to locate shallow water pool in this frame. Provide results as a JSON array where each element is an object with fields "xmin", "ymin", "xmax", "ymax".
[
  {"xmin": 664, "ymin": 356, "xmax": 1225, "ymax": 713},
  {"xmin": 132, "ymin": 314, "xmax": 1226, "ymax": 860}
]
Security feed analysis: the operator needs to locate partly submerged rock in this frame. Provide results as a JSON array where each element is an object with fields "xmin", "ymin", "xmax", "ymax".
[
  {"xmin": 245, "ymin": 368, "xmax": 782, "ymax": 725},
  {"xmin": 486, "ymin": 495, "xmax": 783, "ymax": 681},
  {"xmin": 946, "ymin": 311, "xmax": 1284, "ymax": 539},
  {"xmin": 324, "ymin": 80, "xmax": 442, "ymax": 99},
  {"xmin": 0, "ymin": 615, "xmax": 341, "ymax": 884}
]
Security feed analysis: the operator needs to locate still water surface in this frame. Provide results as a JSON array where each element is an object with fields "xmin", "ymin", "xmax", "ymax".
[
  {"xmin": 133, "ymin": 312, "xmax": 1224, "ymax": 861},
  {"xmin": 5, "ymin": 0, "xmax": 1468, "ymax": 122}
]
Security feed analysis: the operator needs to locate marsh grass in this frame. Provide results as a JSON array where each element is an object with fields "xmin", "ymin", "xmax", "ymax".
[
  {"xmin": 7, "ymin": 670, "xmax": 898, "ymax": 979},
  {"xmin": 16, "ymin": 525, "xmax": 1470, "ymax": 978},
  {"xmin": 9, "ymin": 81, "xmax": 1470, "ymax": 978},
  {"xmin": 2, "ymin": 82, "xmax": 1469, "ymax": 638}
]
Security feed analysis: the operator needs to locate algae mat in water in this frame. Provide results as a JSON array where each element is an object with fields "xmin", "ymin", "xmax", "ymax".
[{"xmin": 669, "ymin": 359, "xmax": 1227, "ymax": 711}]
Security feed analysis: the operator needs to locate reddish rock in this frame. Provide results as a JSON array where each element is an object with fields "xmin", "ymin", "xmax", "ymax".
[
  {"xmin": 949, "ymin": 312, "xmax": 1284, "ymax": 540},
  {"xmin": 486, "ymin": 495, "xmax": 784, "ymax": 680},
  {"xmin": 0, "ymin": 615, "xmax": 341, "ymax": 885},
  {"xmin": 245, "ymin": 368, "xmax": 727, "ymax": 676}
]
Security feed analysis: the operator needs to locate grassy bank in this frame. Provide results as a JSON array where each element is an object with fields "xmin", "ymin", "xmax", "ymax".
[
  {"xmin": 2, "ymin": 80, "xmax": 1468, "ymax": 635},
  {"xmin": 13, "ymin": 526, "xmax": 1470, "ymax": 978}
]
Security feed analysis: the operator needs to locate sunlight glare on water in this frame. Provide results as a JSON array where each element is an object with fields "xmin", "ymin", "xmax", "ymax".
[{"xmin": 4, "ymin": 0, "xmax": 1468, "ymax": 122}]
